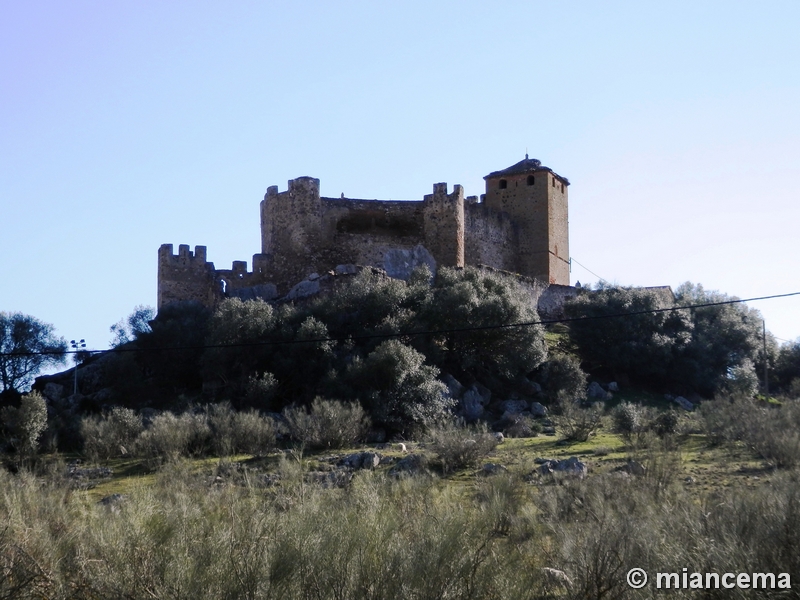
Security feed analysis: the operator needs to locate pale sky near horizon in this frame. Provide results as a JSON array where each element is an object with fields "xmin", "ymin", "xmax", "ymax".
[{"xmin": 2, "ymin": 1, "xmax": 799, "ymax": 361}]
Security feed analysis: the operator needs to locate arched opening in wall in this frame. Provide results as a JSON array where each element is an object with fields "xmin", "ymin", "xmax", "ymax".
[
  {"xmin": 499, "ymin": 179, "xmax": 508, "ymax": 189},
  {"xmin": 527, "ymin": 175, "xmax": 535, "ymax": 186},
  {"xmin": 219, "ymin": 279, "xmax": 229, "ymax": 295}
]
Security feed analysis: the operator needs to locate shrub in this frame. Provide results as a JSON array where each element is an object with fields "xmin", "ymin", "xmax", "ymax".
[
  {"xmin": 135, "ymin": 411, "xmax": 211, "ymax": 463},
  {"xmin": 0, "ymin": 391, "xmax": 48, "ymax": 457},
  {"xmin": 699, "ymin": 396, "xmax": 755, "ymax": 445},
  {"xmin": 564, "ymin": 285, "xmax": 693, "ymax": 388},
  {"xmin": 354, "ymin": 340, "xmax": 452, "ymax": 435},
  {"xmin": 420, "ymin": 267, "xmax": 547, "ymax": 380},
  {"xmin": 243, "ymin": 372, "xmax": 278, "ymax": 408},
  {"xmin": 81, "ymin": 407, "xmax": 143, "ymax": 461},
  {"xmin": 206, "ymin": 402, "xmax": 276, "ymax": 456},
  {"xmin": 700, "ymin": 396, "xmax": 800, "ymax": 468},
  {"xmin": 428, "ymin": 420, "xmax": 499, "ymax": 474},
  {"xmin": 611, "ymin": 401, "xmax": 644, "ymax": 437},
  {"xmin": 554, "ymin": 401, "xmax": 604, "ymax": 442},
  {"xmin": 284, "ymin": 397, "xmax": 369, "ymax": 450},
  {"xmin": 748, "ymin": 401, "xmax": 800, "ymax": 468},
  {"xmin": 650, "ymin": 410, "xmax": 679, "ymax": 437},
  {"xmin": 536, "ymin": 354, "xmax": 587, "ymax": 404}
]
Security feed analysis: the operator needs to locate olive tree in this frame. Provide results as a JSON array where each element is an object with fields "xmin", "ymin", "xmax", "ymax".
[
  {"xmin": 564, "ymin": 285, "xmax": 693, "ymax": 388},
  {"xmin": 419, "ymin": 267, "xmax": 547, "ymax": 380},
  {"xmin": 0, "ymin": 312, "xmax": 66, "ymax": 395},
  {"xmin": 0, "ymin": 390, "xmax": 48, "ymax": 456},
  {"xmin": 674, "ymin": 283, "xmax": 762, "ymax": 397}
]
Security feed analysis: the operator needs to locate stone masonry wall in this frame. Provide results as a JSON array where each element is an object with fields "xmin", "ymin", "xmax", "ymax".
[
  {"xmin": 158, "ymin": 166, "xmax": 570, "ymax": 309},
  {"xmin": 464, "ymin": 200, "xmax": 519, "ymax": 273}
]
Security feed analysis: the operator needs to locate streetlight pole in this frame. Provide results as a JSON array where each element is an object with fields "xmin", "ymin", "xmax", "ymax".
[
  {"xmin": 70, "ymin": 339, "xmax": 86, "ymax": 395},
  {"xmin": 762, "ymin": 320, "xmax": 769, "ymax": 398}
]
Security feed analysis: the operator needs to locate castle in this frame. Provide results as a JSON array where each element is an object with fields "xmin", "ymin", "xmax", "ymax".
[{"xmin": 157, "ymin": 156, "xmax": 571, "ymax": 308}]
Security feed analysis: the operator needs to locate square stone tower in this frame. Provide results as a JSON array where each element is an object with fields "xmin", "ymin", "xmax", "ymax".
[{"xmin": 483, "ymin": 156, "xmax": 570, "ymax": 285}]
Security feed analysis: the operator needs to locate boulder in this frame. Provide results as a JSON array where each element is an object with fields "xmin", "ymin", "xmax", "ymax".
[
  {"xmin": 474, "ymin": 382, "xmax": 492, "ymax": 403},
  {"xmin": 343, "ymin": 452, "xmax": 381, "ymax": 470},
  {"xmin": 334, "ymin": 264, "xmax": 358, "ymax": 275},
  {"xmin": 461, "ymin": 392, "xmax": 484, "ymax": 421},
  {"xmin": 624, "ymin": 460, "xmax": 647, "ymax": 476},
  {"xmin": 463, "ymin": 384, "xmax": 491, "ymax": 408},
  {"xmin": 608, "ymin": 381, "xmax": 619, "ymax": 392},
  {"xmin": 542, "ymin": 567, "xmax": 573, "ymax": 589},
  {"xmin": 307, "ymin": 272, "xmax": 320, "ymax": 281},
  {"xmin": 388, "ymin": 454, "xmax": 429, "ymax": 478},
  {"xmin": 500, "ymin": 399, "xmax": 528, "ymax": 415},
  {"xmin": 538, "ymin": 456, "xmax": 587, "ymax": 479},
  {"xmin": 441, "ymin": 373, "xmax": 464, "ymax": 399},
  {"xmin": 480, "ymin": 463, "xmax": 508, "ymax": 476},
  {"xmin": 587, "ymin": 381, "xmax": 610, "ymax": 400},
  {"xmin": 286, "ymin": 279, "xmax": 320, "ymax": 300},
  {"xmin": 517, "ymin": 376, "xmax": 542, "ymax": 396},
  {"xmin": 383, "ymin": 244, "xmax": 437, "ymax": 281},
  {"xmin": 673, "ymin": 396, "xmax": 694, "ymax": 411},
  {"xmin": 530, "ymin": 402, "xmax": 548, "ymax": 417}
]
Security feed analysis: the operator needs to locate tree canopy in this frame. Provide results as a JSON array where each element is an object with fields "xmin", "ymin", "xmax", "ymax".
[{"xmin": 0, "ymin": 312, "xmax": 66, "ymax": 396}]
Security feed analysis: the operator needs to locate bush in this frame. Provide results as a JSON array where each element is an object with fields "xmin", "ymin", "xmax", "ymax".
[
  {"xmin": 353, "ymin": 340, "xmax": 452, "ymax": 435},
  {"xmin": 554, "ymin": 401, "xmax": 604, "ymax": 442},
  {"xmin": 748, "ymin": 401, "xmax": 800, "ymax": 468},
  {"xmin": 536, "ymin": 354, "xmax": 587, "ymax": 404},
  {"xmin": 0, "ymin": 391, "xmax": 48, "ymax": 457},
  {"xmin": 206, "ymin": 403, "xmax": 276, "ymax": 456},
  {"xmin": 284, "ymin": 397, "xmax": 370, "ymax": 450},
  {"xmin": 700, "ymin": 396, "xmax": 800, "ymax": 468},
  {"xmin": 650, "ymin": 410, "xmax": 679, "ymax": 437},
  {"xmin": 420, "ymin": 267, "xmax": 547, "ymax": 380},
  {"xmin": 135, "ymin": 411, "xmax": 211, "ymax": 464},
  {"xmin": 699, "ymin": 396, "xmax": 755, "ymax": 445},
  {"xmin": 428, "ymin": 420, "xmax": 499, "ymax": 474},
  {"xmin": 564, "ymin": 285, "xmax": 693, "ymax": 388},
  {"xmin": 81, "ymin": 407, "xmax": 143, "ymax": 461}
]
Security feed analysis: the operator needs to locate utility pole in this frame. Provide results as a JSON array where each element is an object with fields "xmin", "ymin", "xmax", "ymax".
[{"xmin": 762, "ymin": 320, "xmax": 769, "ymax": 397}]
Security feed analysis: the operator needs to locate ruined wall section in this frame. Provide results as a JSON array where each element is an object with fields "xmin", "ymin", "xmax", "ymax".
[
  {"xmin": 259, "ymin": 178, "xmax": 467, "ymax": 291},
  {"xmin": 320, "ymin": 197, "xmax": 427, "ymax": 272},
  {"xmin": 158, "ymin": 244, "xmax": 219, "ymax": 309},
  {"xmin": 464, "ymin": 198, "xmax": 520, "ymax": 273},
  {"xmin": 214, "ymin": 259, "xmax": 278, "ymax": 302},
  {"xmin": 422, "ymin": 183, "xmax": 465, "ymax": 268}
]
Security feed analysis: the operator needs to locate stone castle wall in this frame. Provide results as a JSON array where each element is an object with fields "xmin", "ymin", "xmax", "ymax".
[{"xmin": 158, "ymin": 160, "xmax": 571, "ymax": 309}]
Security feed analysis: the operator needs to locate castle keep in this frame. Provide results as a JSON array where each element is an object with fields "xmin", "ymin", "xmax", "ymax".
[{"xmin": 158, "ymin": 157, "xmax": 570, "ymax": 308}]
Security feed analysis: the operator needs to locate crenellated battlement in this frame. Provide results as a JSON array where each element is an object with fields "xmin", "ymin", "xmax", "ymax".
[
  {"xmin": 158, "ymin": 244, "xmax": 210, "ymax": 266},
  {"xmin": 158, "ymin": 156, "xmax": 570, "ymax": 309}
]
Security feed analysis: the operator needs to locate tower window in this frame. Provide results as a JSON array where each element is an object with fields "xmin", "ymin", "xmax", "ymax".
[
  {"xmin": 499, "ymin": 179, "xmax": 507, "ymax": 189},
  {"xmin": 527, "ymin": 175, "xmax": 535, "ymax": 186},
  {"xmin": 552, "ymin": 178, "xmax": 555, "ymax": 187}
]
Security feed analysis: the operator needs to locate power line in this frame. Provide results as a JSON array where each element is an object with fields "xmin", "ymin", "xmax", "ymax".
[
  {"xmin": 570, "ymin": 257, "xmax": 606, "ymax": 282},
  {"xmin": 3, "ymin": 290, "xmax": 799, "ymax": 359}
]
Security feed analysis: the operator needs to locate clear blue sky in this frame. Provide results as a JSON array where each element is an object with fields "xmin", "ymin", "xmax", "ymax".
[{"xmin": 2, "ymin": 1, "xmax": 799, "ymax": 356}]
